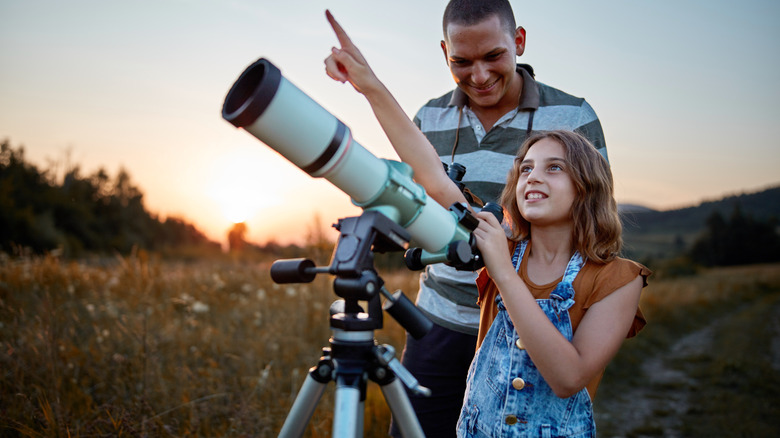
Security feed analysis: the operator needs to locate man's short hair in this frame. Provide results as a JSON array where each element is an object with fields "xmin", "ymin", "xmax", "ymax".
[{"xmin": 442, "ymin": 0, "xmax": 517, "ymax": 38}]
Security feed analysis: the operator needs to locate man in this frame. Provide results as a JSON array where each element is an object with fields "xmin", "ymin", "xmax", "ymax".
[
  {"xmin": 325, "ymin": 1, "xmax": 607, "ymax": 436},
  {"xmin": 391, "ymin": 1, "xmax": 607, "ymax": 436}
]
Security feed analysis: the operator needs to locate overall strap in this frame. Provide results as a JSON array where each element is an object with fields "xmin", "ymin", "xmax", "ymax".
[
  {"xmin": 561, "ymin": 251, "xmax": 585, "ymax": 283},
  {"xmin": 511, "ymin": 240, "xmax": 528, "ymax": 272},
  {"xmin": 549, "ymin": 251, "xmax": 584, "ymax": 308}
]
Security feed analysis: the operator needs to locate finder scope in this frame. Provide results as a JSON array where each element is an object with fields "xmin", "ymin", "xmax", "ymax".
[{"xmin": 222, "ymin": 58, "xmax": 488, "ymax": 268}]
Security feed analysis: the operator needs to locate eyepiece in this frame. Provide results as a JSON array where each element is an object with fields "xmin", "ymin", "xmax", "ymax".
[
  {"xmin": 447, "ymin": 162, "xmax": 467, "ymax": 182},
  {"xmin": 481, "ymin": 202, "xmax": 504, "ymax": 224}
]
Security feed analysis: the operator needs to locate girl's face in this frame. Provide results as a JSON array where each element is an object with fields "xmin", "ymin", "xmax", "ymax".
[{"xmin": 515, "ymin": 138, "xmax": 577, "ymax": 228}]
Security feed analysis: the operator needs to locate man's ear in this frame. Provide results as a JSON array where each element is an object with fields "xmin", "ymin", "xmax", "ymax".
[
  {"xmin": 515, "ymin": 26, "xmax": 526, "ymax": 57},
  {"xmin": 441, "ymin": 40, "xmax": 450, "ymax": 65}
]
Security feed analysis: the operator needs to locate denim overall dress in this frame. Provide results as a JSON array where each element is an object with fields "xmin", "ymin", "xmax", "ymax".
[{"xmin": 457, "ymin": 241, "xmax": 596, "ymax": 437}]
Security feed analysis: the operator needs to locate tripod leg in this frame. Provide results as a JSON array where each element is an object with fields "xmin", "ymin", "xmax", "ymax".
[
  {"xmin": 381, "ymin": 379, "xmax": 425, "ymax": 438},
  {"xmin": 333, "ymin": 376, "xmax": 363, "ymax": 438},
  {"xmin": 357, "ymin": 399, "xmax": 365, "ymax": 438},
  {"xmin": 278, "ymin": 374, "xmax": 328, "ymax": 438}
]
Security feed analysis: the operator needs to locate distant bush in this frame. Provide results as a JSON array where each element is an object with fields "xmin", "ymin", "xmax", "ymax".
[{"xmin": 647, "ymin": 255, "xmax": 699, "ymax": 279}]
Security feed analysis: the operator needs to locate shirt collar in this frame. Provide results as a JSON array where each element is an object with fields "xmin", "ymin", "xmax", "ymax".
[{"xmin": 449, "ymin": 64, "xmax": 539, "ymax": 111}]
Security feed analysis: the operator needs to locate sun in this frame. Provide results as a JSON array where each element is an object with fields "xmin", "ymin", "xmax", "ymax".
[{"xmin": 206, "ymin": 150, "xmax": 272, "ymax": 224}]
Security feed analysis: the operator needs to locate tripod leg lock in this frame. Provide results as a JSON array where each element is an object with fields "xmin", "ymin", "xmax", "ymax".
[
  {"xmin": 374, "ymin": 345, "xmax": 431, "ymax": 397},
  {"xmin": 309, "ymin": 352, "xmax": 335, "ymax": 384}
]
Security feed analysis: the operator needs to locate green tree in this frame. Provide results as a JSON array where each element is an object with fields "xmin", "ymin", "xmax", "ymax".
[{"xmin": 0, "ymin": 140, "xmax": 61, "ymax": 252}]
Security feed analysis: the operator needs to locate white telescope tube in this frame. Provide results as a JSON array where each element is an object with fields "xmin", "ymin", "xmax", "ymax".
[{"xmin": 222, "ymin": 58, "xmax": 469, "ymax": 254}]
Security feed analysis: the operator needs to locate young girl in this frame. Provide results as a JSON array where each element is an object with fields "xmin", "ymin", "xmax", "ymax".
[{"xmin": 324, "ymin": 11, "xmax": 650, "ymax": 437}]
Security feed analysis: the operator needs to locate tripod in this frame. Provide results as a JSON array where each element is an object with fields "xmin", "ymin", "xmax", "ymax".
[{"xmin": 271, "ymin": 210, "xmax": 433, "ymax": 438}]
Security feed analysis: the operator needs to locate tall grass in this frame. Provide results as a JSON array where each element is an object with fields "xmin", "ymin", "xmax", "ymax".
[
  {"xmin": 2, "ymin": 253, "xmax": 778, "ymax": 437},
  {"xmin": 0, "ymin": 251, "xmax": 417, "ymax": 436}
]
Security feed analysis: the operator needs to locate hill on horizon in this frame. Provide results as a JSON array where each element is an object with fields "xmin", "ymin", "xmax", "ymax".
[{"xmin": 618, "ymin": 184, "xmax": 780, "ymax": 262}]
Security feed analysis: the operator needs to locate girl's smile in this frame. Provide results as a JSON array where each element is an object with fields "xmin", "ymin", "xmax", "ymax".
[{"xmin": 525, "ymin": 190, "xmax": 547, "ymax": 201}]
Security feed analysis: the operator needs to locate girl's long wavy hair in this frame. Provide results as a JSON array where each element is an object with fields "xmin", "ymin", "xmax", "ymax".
[{"xmin": 500, "ymin": 130, "xmax": 622, "ymax": 263}]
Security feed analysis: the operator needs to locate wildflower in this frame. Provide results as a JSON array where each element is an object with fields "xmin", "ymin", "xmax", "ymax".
[
  {"xmin": 285, "ymin": 287, "xmax": 296, "ymax": 297},
  {"xmin": 256, "ymin": 289, "xmax": 266, "ymax": 300},
  {"xmin": 258, "ymin": 363, "xmax": 271, "ymax": 387},
  {"xmin": 192, "ymin": 300, "xmax": 210, "ymax": 314},
  {"xmin": 241, "ymin": 283, "xmax": 253, "ymax": 293},
  {"xmin": 212, "ymin": 273, "xmax": 225, "ymax": 290}
]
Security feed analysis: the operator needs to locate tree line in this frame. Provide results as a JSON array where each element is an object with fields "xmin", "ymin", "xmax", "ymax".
[
  {"xmin": 689, "ymin": 205, "xmax": 780, "ymax": 266},
  {"xmin": 4, "ymin": 137, "xmax": 779, "ymax": 268},
  {"xmin": 0, "ymin": 139, "xmax": 219, "ymax": 256}
]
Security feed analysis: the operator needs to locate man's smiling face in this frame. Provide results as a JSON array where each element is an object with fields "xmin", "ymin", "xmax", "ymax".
[{"xmin": 442, "ymin": 14, "xmax": 523, "ymax": 114}]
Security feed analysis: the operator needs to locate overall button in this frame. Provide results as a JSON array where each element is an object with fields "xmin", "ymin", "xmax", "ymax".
[
  {"xmin": 512, "ymin": 377, "xmax": 525, "ymax": 390},
  {"xmin": 505, "ymin": 414, "xmax": 518, "ymax": 425},
  {"xmin": 515, "ymin": 338, "xmax": 525, "ymax": 349}
]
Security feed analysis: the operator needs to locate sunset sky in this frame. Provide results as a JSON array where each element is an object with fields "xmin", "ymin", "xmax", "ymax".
[{"xmin": 2, "ymin": 0, "xmax": 778, "ymax": 247}]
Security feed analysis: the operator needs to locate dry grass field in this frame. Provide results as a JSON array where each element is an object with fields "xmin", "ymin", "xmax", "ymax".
[{"xmin": 1, "ymin": 252, "xmax": 778, "ymax": 437}]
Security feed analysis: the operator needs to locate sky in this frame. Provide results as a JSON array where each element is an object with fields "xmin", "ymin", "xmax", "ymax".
[{"xmin": 2, "ymin": 0, "xmax": 779, "ymax": 246}]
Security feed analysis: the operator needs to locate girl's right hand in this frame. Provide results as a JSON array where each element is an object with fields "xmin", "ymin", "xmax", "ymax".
[
  {"xmin": 324, "ymin": 10, "xmax": 381, "ymax": 96},
  {"xmin": 473, "ymin": 211, "xmax": 514, "ymax": 282}
]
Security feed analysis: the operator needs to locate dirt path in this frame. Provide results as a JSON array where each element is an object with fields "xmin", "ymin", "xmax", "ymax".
[
  {"xmin": 596, "ymin": 297, "xmax": 780, "ymax": 437},
  {"xmin": 595, "ymin": 309, "xmax": 742, "ymax": 437}
]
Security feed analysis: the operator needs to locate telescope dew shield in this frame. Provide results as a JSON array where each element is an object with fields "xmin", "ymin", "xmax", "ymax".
[
  {"xmin": 222, "ymin": 58, "xmax": 468, "ymax": 254},
  {"xmin": 222, "ymin": 58, "xmax": 386, "ymax": 204}
]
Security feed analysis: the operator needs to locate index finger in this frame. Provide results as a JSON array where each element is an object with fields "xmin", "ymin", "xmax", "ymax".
[{"xmin": 325, "ymin": 9, "xmax": 356, "ymax": 50}]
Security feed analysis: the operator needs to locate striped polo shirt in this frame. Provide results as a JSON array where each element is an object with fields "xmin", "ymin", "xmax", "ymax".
[{"xmin": 412, "ymin": 64, "xmax": 608, "ymax": 335}]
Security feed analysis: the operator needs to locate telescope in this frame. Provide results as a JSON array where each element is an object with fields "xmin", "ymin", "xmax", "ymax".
[
  {"xmin": 222, "ymin": 58, "xmax": 496, "ymax": 269},
  {"xmin": 221, "ymin": 58, "xmax": 507, "ymax": 438}
]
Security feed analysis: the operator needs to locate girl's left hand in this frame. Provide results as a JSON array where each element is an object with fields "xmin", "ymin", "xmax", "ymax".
[
  {"xmin": 473, "ymin": 211, "xmax": 513, "ymax": 279},
  {"xmin": 324, "ymin": 10, "xmax": 381, "ymax": 96}
]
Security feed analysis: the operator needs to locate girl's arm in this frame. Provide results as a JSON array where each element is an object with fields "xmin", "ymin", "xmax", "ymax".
[
  {"xmin": 324, "ymin": 10, "xmax": 467, "ymax": 209},
  {"xmin": 473, "ymin": 212, "xmax": 643, "ymax": 398}
]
